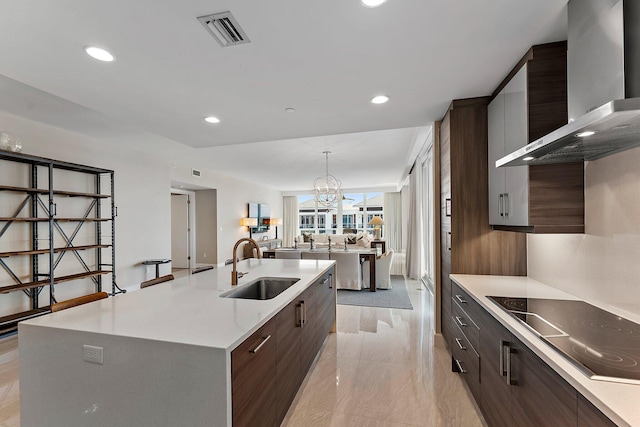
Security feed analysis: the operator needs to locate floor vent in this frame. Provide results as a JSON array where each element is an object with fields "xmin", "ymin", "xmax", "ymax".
[
  {"xmin": 197, "ymin": 11, "xmax": 250, "ymax": 47},
  {"xmin": 192, "ymin": 169, "xmax": 201, "ymax": 177}
]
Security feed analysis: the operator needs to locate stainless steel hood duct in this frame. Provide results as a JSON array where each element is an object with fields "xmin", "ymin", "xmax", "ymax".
[{"xmin": 498, "ymin": 0, "xmax": 640, "ymax": 167}]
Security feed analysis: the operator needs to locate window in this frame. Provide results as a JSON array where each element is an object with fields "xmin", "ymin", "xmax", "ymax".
[{"xmin": 298, "ymin": 192, "xmax": 384, "ymax": 235}]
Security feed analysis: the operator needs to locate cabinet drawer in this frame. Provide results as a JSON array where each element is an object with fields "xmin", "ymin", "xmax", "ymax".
[
  {"xmin": 452, "ymin": 281, "xmax": 485, "ymax": 324},
  {"xmin": 451, "ymin": 299, "xmax": 479, "ymax": 352},
  {"xmin": 451, "ymin": 321, "xmax": 480, "ymax": 402}
]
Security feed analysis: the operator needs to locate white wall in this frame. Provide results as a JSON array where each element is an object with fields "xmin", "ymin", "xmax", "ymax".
[
  {"xmin": 0, "ymin": 111, "xmax": 282, "ymax": 317},
  {"xmin": 171, "ymin": 166, "xmax": 282, "ymax": 264},
  {"xmin": 528, "ymin": 146, "xmax": 640, "ymax": 319},
  {"xmin": 0, "ymin": 111, "xmax": 171, "ymax": 316}
]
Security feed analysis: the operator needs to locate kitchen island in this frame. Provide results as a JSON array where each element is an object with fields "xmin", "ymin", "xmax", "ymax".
[{"xmin": 18, "ymin": 258, "xmax": 336, "ymax": 427}]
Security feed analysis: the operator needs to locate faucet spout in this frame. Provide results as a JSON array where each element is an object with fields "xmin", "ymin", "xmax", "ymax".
[{"xmin": 231, "ymin": 237, "xmax": 262, "ymax": 286}]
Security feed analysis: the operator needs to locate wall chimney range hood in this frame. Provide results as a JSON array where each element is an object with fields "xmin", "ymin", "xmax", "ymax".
[{"xmin": 498, "ymin": 0, "xmax": 640, "ymax": 168}]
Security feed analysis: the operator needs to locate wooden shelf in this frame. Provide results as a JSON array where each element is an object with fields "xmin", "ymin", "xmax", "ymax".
[
  {"xmin": 0, "ymin": 270, "xmax": 111, "ymax": 294},
  {"xmin": 54, "ymin": 218, "xmax": 111, "ymax": 222},
  {"xmin": 0, "ymin": 184, "xmax": 110, "ymax": 198},
  {"xmin": 0, "ymin": 244, "xmax": 111, "ymax": 258},
  {"xmin": 0, "ymin": 217, "xmax": 49, "ymax": 222},
  {"xmin": 0, "ymin": 308, "xmax": 51, "ymax": 330}
]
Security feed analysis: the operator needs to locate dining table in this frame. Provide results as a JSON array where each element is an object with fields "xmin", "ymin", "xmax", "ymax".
[{"xmin": 264, "ymin": 247, "xmax": 378, "ymax": 292}]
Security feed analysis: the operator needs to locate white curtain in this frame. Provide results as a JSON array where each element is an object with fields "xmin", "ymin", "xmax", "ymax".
[
  {"xmin": 405, "ymin": 164, "xmax": 423, "ymax": 279},
  {"xmin": 420, "ymin": 147, "xmax": 435, "ymax": 289},
  {"xmin": 383, "ymin": 192, "xmax": 403, "ymax": 275},
  {"xmin": 283, "ymin": 196, "xmax": 299, "ymax": 247}
]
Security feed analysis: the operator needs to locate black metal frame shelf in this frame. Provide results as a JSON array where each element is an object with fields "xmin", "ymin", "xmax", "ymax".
[{"xmin": 0, "ymin": 151, "xmax": 124, "ymax": 336}]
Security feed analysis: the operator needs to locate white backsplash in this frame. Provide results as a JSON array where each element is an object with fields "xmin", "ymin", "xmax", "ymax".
[{"xmin": 527, "ymin": 146, "xmax": 640, "ymax": 318}]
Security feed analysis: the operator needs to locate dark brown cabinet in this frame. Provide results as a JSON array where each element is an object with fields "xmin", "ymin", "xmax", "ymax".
[
  {"xmin": 231, "ymin": 317, "xmax": 278, "ymax": 427},
  {"xmin": 578, "ymin": 395, "xmax": 617, "ymax": 427},
  {"xmin": 488, "ymin": 41, "xmax": 585, "ymax": 234},
  {"xmin": 437, "ymin": 98, "xmax": 527, "ymax": 346},
  {"xmin": 455, "ymin": 282, "xmax": 619, "ymax": 427},
  {"xmin": 234, "ymin": 267, "xmax": 335, "ymax": 426}
]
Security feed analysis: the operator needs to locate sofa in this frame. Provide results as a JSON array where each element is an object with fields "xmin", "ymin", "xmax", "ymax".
[{"xmin": 296, "ymin": 232, "xmax": 373, "ymax": 249}]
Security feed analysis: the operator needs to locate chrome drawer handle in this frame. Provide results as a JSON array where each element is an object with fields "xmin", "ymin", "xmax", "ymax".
[
  {"xmin": 455, "ymin": 359, "xmax": 467, "ymax": 374},
  {"xmin": 455, "ymin": 316, "xmax": 467, "ymax": 327},
  {"xmin": 455, "ymin": 338, "xmax": 466, "ymax": 351},
  {"xmin": 250, "ymin": 335, "xmax": 271, "ymax": 353},
  {"xmin": 455, "ymin": 294, "xmax": 467, "ymax": 304},
  {"xmin": 321, "ymin": 278, "xmax": 328, "ymax": 285}
]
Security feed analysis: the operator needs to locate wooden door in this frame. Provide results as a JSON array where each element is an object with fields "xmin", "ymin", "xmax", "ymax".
[
  {"xmin": 477, "ymin": 310, "xmax": 513, "ymax": 426},
  {"xmin": 510, "ymin": 336, "xmax": 577, "ymax": 426}
]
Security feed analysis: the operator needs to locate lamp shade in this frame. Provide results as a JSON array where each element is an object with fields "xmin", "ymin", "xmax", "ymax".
[
  {"xmin": 269, "ymin": 217, "xmax": 283, "ymax": 226},
  {"xmin": 240, "ymin": 217, "xmax": 258, "ymax": 227},
  {"xmin": 368, "ymin": 216, "xmax": 385, "ymax": 226}
]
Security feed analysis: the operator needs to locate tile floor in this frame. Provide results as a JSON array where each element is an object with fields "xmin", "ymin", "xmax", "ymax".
[
  {"xmin": 281, "ymin": 279, "xmax": 486, "ymax": 426},
  {"xmin": 0, "ymin": 276, "xmax": 485, "ymax": 426}
]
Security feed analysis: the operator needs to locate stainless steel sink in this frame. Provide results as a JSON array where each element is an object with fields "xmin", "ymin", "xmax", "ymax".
[{"xmin": 221, "ymin": 277, "xmax": 300, "ymax": 300}]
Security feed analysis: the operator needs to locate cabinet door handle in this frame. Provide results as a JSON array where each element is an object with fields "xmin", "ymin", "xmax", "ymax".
[
  {"xmin": 321, "ymin": 278, "xmax": 328, "ymax": 286},
  {"xmin": 455, "ymin": 294, "xmax": 467, "ymax": 304},
  {"xmin": 506, "ymin": 346, "xmax": 513, "ymax": 386},
  {"xmin": 499, "ymin": 340, "xmax": 509, "ymax": 377},
  {"xmin": 297, "ymin": 303, "xmax": 304, "ymax": 327},
  {"xmin": 455, "ymin": 316, "xmax": 467, "ymax": 327},
  {"xmin": 499, "ymin": 194, "xmax": 504, "ymax": 217},
  {"xmin": 329, "ymin": 274, "xmax": 333, "ymax": 289},
  {"xmin": 455, "ymin": 338, "xmax": 466, "ymax": 350},
  {"xmin": 300, "ymin": 301, "xmax": 306, "ymax": 326},
  {"xmin": 250, "ymin": 335, "xmax": 271, "ymax": 353},
  {"xmin": 504, "ymin": 193, "xmax": 509, "ymax": 217},
  {"xmin": 455, "ymin": 359, "xmax": 467, "ymax": 374}
]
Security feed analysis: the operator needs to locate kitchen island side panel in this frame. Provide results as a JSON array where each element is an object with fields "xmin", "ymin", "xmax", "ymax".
[{"xmin": 19, "ymin": 324, "xmax": 229, "ymax": 427}]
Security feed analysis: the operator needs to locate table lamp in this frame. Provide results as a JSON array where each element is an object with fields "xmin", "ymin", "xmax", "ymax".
[
  {"xmin": 268, "ymin": 218, "xmax": 283, "ymax": 239},
  {"xmin": 368, "ymin": 216, "xmax": 385, "ymax": 240},
  {"xmin": 241, "ymin": 217, "xmax": 258, "ymax": 238}
]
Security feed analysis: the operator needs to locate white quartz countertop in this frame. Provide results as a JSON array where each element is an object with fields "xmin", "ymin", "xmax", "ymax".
[
  {"xmin": 21, "ymin": 259, "xmax": 334, "ymax": 351},
  {"xmin": 450, "ymin": 274, "xmax": 640, "ymax": 427}
]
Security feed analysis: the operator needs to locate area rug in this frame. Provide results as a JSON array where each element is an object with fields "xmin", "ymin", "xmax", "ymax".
[{"xmin": 337, "ymin": 275, "xmax": 413, "ymax": 310}]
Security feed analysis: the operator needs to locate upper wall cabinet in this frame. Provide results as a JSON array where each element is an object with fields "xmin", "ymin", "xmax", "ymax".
[{"xmin": 488, "ymin": 42, "xmax": 585, "ymax": 233}]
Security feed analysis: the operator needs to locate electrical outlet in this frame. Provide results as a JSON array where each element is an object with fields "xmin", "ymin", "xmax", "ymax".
[
  {"xmin": 83, "ymin": 345, "xmax": 103, "ymax": 365},
  {"xmin": 203, "ymin": 253, "xmax": 207, "ymax": 258}
]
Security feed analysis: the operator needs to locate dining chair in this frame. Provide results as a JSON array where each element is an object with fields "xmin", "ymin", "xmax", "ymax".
[
  {"xmin": 329, "ymin": 251, "xmax": 362, "ymax": 290},
  {"xmin": 275, "ymin": 249, "xmax": 302, "ymax": 259},
  {"xmin": 363, "ymin": 250, "xmax": 394, "ymax": 289},
  {"xmin": 301, "ymin": 251, "xmax": 330, "ymax": 260},
  {"xmin": 51, "ymin": 292, "xmax": 109, "ymax": 312}
]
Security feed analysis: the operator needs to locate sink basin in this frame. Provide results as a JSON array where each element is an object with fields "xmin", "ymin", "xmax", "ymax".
[{"xmin": 222, "ymin": 277, "xmax": 300, "ymax": 300}]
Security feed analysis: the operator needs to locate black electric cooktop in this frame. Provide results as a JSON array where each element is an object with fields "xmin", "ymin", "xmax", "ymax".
[{"xmin": 489, "ymin": 296, "xmax": 640, "ymax": 385}]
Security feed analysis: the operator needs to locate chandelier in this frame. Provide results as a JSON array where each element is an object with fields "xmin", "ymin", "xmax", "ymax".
[{"xmin": 313, "ymin": 151, "xmax": 342, "ymax": 208}]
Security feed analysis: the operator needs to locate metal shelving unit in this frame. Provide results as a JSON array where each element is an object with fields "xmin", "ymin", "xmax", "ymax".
[{"xmin": 0, "ymin": 151, "xmax": 124, "ymax": 336}]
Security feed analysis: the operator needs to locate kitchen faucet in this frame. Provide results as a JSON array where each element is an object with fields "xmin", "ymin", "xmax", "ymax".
[{"xmin": 231, "ymin": 237, "xmax": 261, "ymax": 286}]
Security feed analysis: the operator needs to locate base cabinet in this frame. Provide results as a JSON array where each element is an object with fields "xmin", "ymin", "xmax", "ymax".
[
  {"xmin": 231, "ymin": 318, "xmax": 278, "ymax": 427},
  {"xmin": 232, "ymin": 267, "xmax": 335, "ymax": 427},
  {"xmin": 449, "ymin": 279, "xmax": 617, "ymax": 427}
]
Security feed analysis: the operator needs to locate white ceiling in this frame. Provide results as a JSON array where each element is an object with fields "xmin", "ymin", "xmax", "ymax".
[{"xmin": 0, "ymin": 0, "xmax": 568, "ymax": 191}]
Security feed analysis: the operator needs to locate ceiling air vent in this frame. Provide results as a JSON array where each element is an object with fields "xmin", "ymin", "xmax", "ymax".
[
  {"xmin": 192, "ymin": 169, "xmax": 201, "ymax": 177},
  {"xmin": 197, "ymin": 11, "xmax": 250, "ymax": 47}
]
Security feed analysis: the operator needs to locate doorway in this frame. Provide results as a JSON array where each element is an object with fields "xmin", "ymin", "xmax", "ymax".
[{"xmin": 171, "ymin": 192, "xmax": 195, "ymax": 270}]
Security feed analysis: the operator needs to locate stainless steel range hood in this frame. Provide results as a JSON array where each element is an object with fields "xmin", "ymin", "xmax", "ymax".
[
  {"xmin": 498, "ymin": 0, "xmax": 640, "ymax": 168},
  {"xmin": 496, "ymin": 97, "xmax": 640, "ymax": 167}
]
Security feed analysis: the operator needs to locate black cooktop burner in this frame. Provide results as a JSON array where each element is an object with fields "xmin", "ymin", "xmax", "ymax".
[{"xmin": 489, "ymin": 296, "xmax": 640, "ymax": 385}]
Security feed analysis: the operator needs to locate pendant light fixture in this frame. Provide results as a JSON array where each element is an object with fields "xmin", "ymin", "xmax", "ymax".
[{"xmin": 313, "ymin": 151, "xmax": 342, "ymax": 208}]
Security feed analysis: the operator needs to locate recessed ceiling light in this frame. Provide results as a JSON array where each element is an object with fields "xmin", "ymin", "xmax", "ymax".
[
  {"xmin": 576, "ymin": 131, "xmax": 595, "ymax": 137},
  {"xmin": 84, "ymin": 46, "xmax": 114, "ymax": 62},
  {"xmin": 362, "ymin": 0, "xmax": 387, "ymax": 7},
  {"xmin": 522, "ymin": 156, "xmax": 535, "ymax": 161},
  {"xmin": 205, "ymin": 116, "xmax": 220, "ymax": 124},
  {"xmin": 285, "ymin": 108, "xmax": 296, "ymax": 113},
  {"xmin": 371, "ymin": 95, "xmax": 389, "ymax": 104}
]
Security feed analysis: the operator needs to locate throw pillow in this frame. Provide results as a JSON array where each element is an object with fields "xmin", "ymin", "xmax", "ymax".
[
  {"xmin": 347, "ymin": 234, "xmax": 357, "ymax": 244},
  {"xmin": 302, "ymin": 233, "xmax": 311, "ymax": 243}
]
